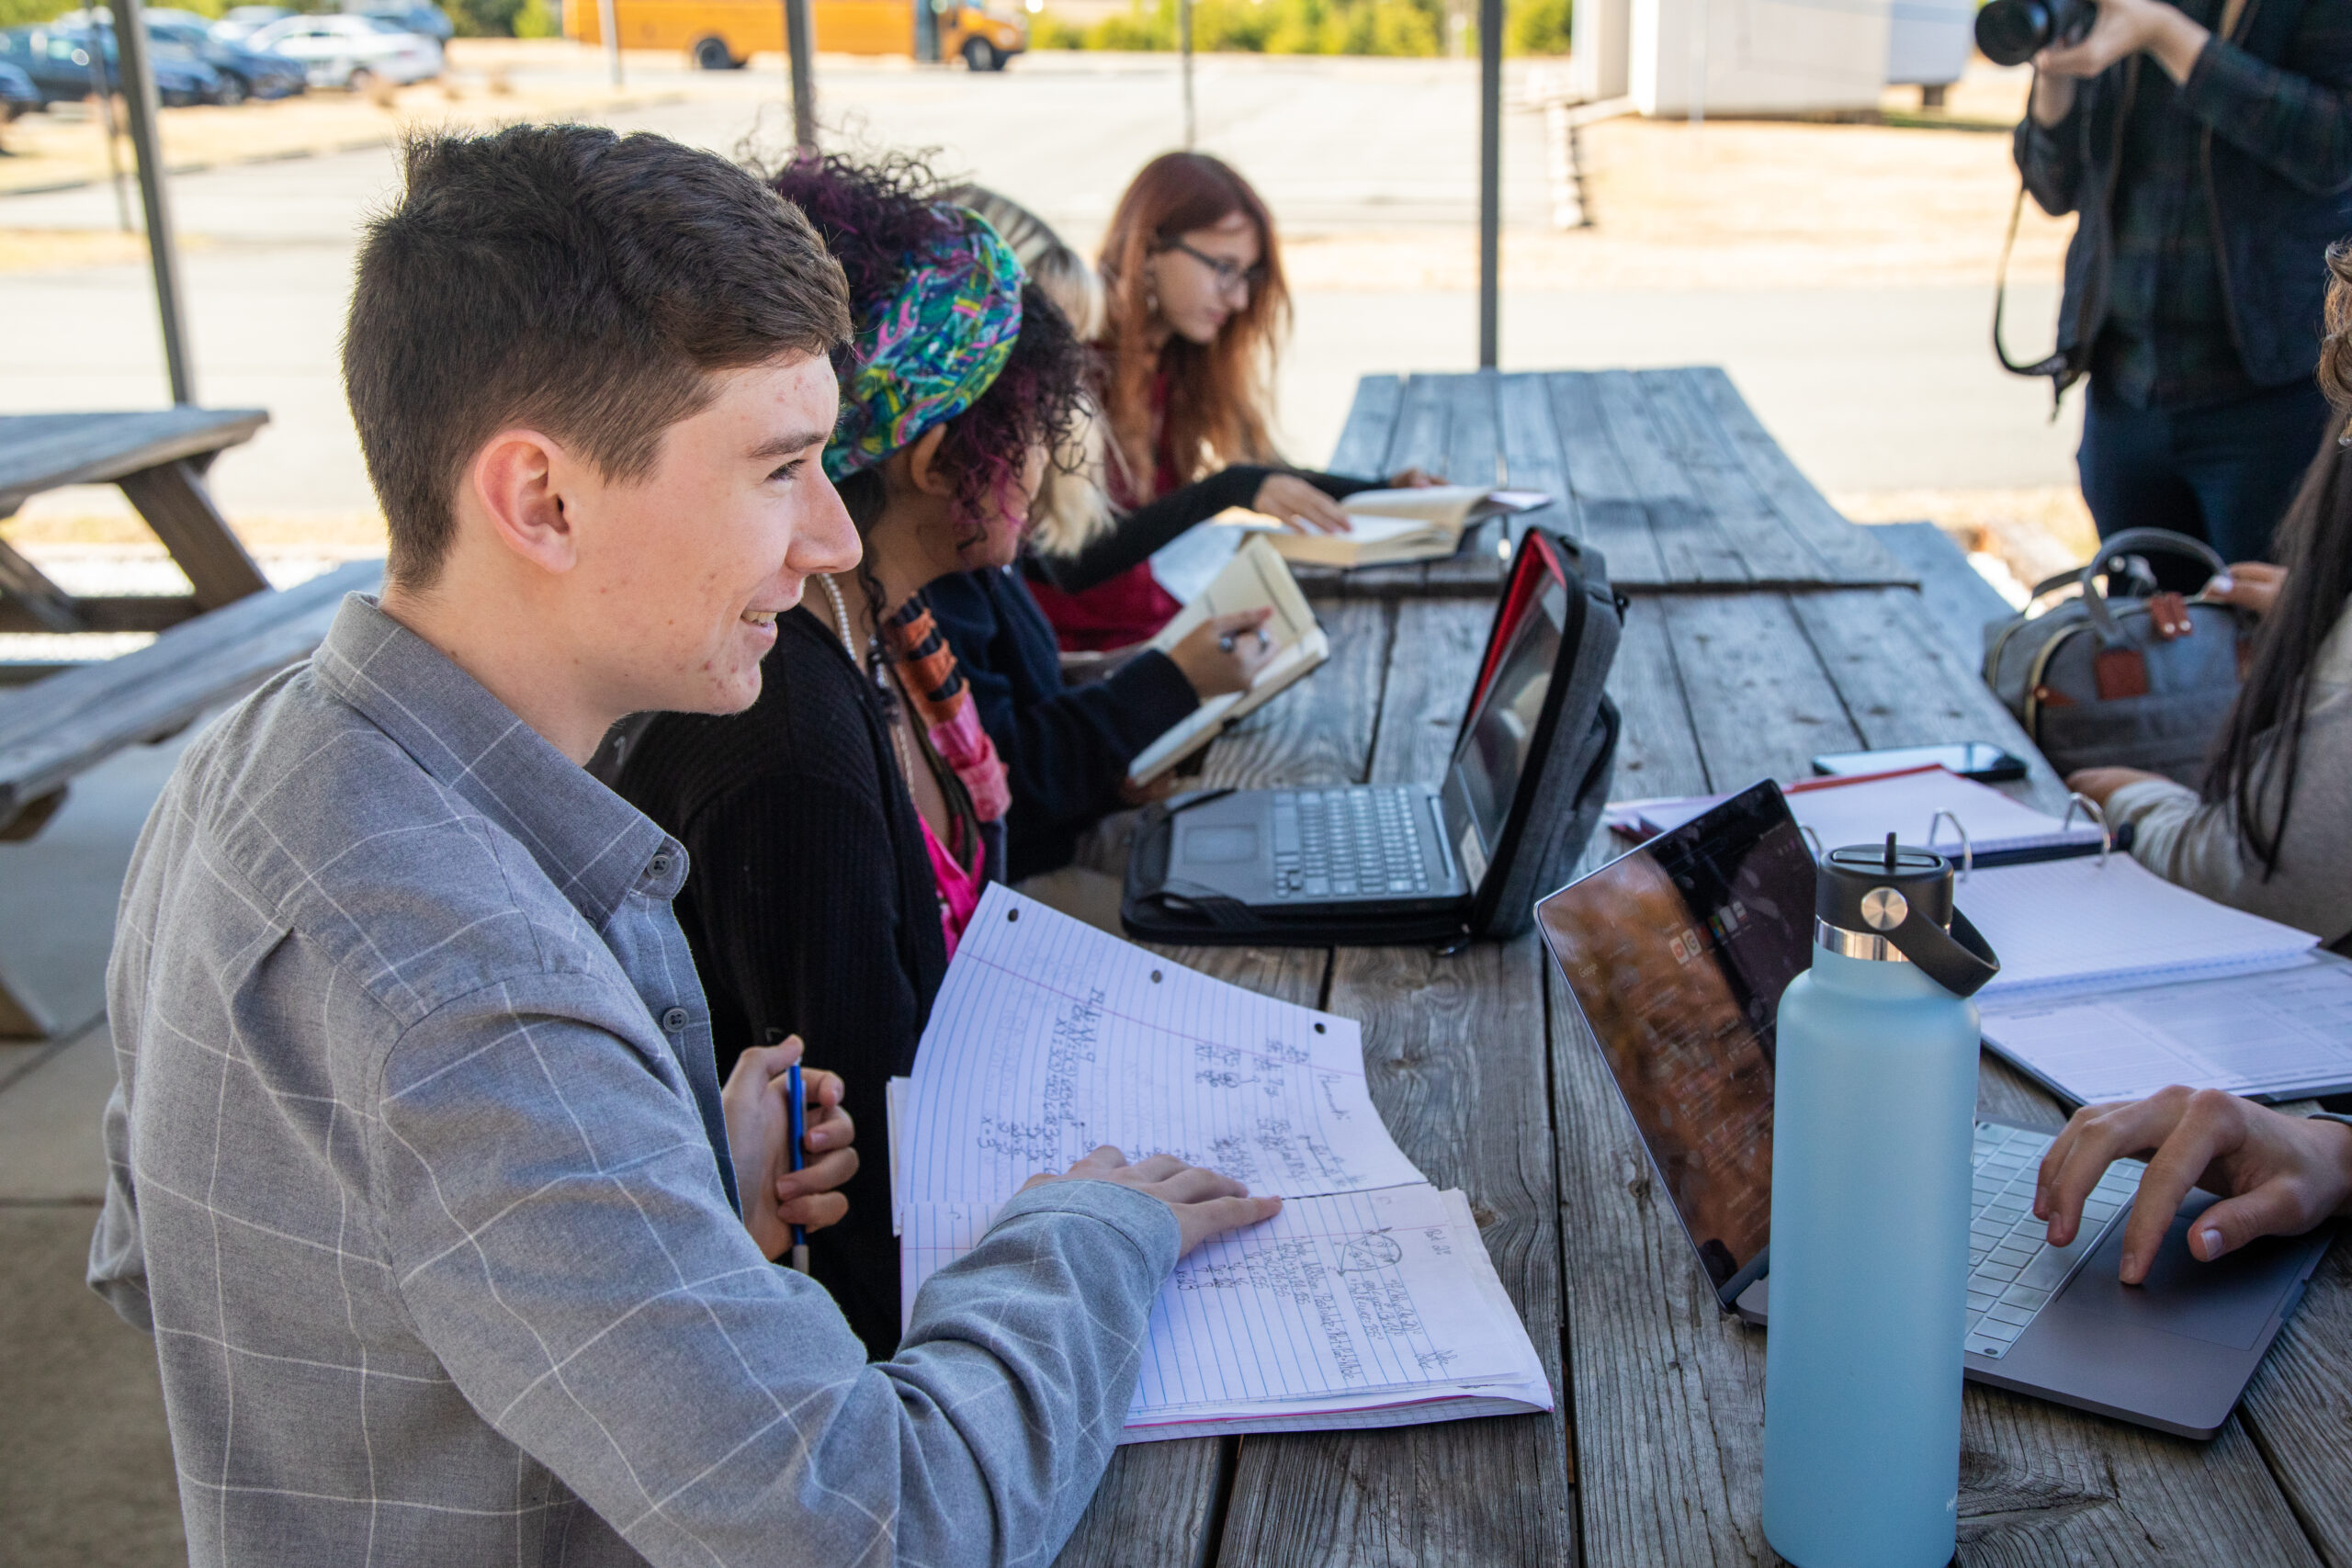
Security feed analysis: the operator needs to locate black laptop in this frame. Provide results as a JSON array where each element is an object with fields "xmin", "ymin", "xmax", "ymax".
[
  {"xmin": 1534, "ymin": 781, "xmax": 2334, "ymax": 1439},
  {"xmin": 1122, "ymin": 528, "xmax": 1623, "ymax": 947}
]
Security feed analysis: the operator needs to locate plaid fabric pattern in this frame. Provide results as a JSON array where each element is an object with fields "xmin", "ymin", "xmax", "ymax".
[
  {"xmin": 89, "ymin": 594, "xmax": 1177, "ymax": 1567},
  {"xmin": 2018, "ymin": 0, "xmax": 2352, "ymax": 404}
]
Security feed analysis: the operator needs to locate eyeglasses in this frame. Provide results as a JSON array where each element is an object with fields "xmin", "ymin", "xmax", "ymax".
[{"xmin": 1166, "ymin": 239, "xmax": 1268, "ymax": 298}]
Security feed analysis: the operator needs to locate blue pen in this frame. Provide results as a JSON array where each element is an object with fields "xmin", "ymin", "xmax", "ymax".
[{"xmin": 786, "ymin": 1058, "xmax": 808, "ymax": 1273}]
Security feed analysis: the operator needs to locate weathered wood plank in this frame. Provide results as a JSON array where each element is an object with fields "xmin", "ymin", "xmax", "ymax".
[
  {"xmin": 1326, "ymin": 375, "xmax": 1404, "ymax": 479},
  {"xmin": 0, "ymin": 558, "xmax": 382, "ymax": 825},
  {"xmin": 1495, "ymin": 371, "xmax": 1581, "ymax": 554},
  {"xmin": 1218, "ymin": 596, "xmax": 1574, "ymax": 1568},
  {"xmin": 1869, "ymin": 520, "xmax": 2013, "ymax": 671},
  {"xmin": 0, "ymin": 408, "xmax": 267, "ymax": 509},
  {"xmin": 1639, "ymin": 369, "xmax": 1820, "ymax": 585},
  {"xmin": 1204, "ymin": 598, "xmax": 1390, "ymax": 790},
  {"xmin": 1427, "ymin": 375, "xmax": 1509, "ymax": 595},
  {"xmin": 1546, "ymin": 372, "xmax": 1668, "ymax": 585},
  {"xmin": 1657, "ymin": 591, "xmax": 1864, "ymax": 786},
  {"xmin": 1593, "ymin": 370, "xmax": 1748, "ymax": 587},
  {"xmin": 1683, "ymin": 366, "xmax": 1906, "ymax": 584},
  {"xmin": 1603, "ymin": 594, "xmax": 1712, "ymax": 807},
  {"xmin": 2241, "ymin": 1236, "xmax": 2352, "ymax": 1568},
  {"xmin": 1786, "ymin": 586, "xmax": 2068, "ymax": 816}
]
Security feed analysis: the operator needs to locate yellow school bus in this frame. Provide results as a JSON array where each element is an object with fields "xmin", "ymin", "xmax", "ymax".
[{"xmin": 567, "ymin": 0, "xmax": 1030, "ymax": 72}]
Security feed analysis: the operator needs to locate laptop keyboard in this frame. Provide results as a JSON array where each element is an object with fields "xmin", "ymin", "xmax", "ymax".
[
  {"xmin": 1269, "ymin": 787, "xmax": 1431, "ymax": 900},
  {"xmin": 1967, "ymin": 1121, "xmax": 2143, "ymax": 1359}
]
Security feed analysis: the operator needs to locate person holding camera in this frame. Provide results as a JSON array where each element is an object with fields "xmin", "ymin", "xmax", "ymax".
[{"xmin": 2013, "ymin": 0, "xmax": 2352, "ymax": 570}]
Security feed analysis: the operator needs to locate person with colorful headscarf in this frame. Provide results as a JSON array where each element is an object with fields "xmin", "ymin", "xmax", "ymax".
[{"xmin": 596, "ymin": 152, "xmax": 1271, "ymax": 1356}]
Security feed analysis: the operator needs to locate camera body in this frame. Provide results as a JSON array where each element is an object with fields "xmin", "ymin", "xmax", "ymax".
[{"xmin": 1974, "ymin": 0, "xmax": 2099, "ymax": 66}]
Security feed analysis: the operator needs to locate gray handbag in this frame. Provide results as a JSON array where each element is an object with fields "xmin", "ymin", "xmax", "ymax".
[{"xmin": 1982, "ymin": 527, "xmax": 2253, "ymax": 785}]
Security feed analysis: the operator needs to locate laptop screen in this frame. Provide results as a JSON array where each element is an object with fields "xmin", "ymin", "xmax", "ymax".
[
  {"xmin": 1533, "ymin": 782, "xmax": 1815, "ymax": 1296},
  {"xmin": 1438, "ymin": 572, "xmax": 1566, "ymax": 890}
]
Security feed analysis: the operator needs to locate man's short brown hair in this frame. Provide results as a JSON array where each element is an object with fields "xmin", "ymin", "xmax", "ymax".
[{"xmin": 345, "ymin": 126, "xmax": 852, "ymax": 587}]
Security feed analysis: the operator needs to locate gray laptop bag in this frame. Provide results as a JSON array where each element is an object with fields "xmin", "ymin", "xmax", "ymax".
[{"xmin": 1983, "ymin": 528, "xmax": 2252, "ymax": 785}]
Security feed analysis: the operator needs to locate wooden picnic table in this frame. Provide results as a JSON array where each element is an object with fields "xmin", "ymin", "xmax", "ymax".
[
  {"xmin": 0, "ymin": 407, "xmax": 272, "ymax": 635},
  {"xmin": 1052, "ymin": 368, "xmax": 2352, "ymax": 1568}
]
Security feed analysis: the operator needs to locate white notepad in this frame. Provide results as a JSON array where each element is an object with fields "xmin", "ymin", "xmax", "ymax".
[
  {"xmin": 1606, "ymin": 766, "xmax": 2106, "ymax": 863},
  {"xmin": 894, "ymin": 885, "xmax": 1553, "ymax": 1440},
  {"xmin": 1956, "ymin": 853, "xmax": 2318, "ymax": 999}
]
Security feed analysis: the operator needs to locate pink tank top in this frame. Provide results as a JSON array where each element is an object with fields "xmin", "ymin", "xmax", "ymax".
[{"xmin": 919, "ymin": 811, "xmax": 983, "ymax": 958}]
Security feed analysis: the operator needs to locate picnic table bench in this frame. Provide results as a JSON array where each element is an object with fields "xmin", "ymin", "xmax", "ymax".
[
  {"xmin": 1054, "ymin": 367, "xmax": 2352, "ymax": 1567},
  {"xmin": 0, "ymin": 409, "xmax": 379, "ymax": 1037}
]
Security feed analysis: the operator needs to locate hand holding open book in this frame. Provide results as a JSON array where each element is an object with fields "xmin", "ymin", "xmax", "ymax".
[{"xmin": 1126, "ymin": 537, "xmax": 1330, "ymax": 786}]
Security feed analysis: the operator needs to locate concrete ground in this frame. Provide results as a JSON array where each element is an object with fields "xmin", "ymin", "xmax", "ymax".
[{"xmin": 0, "ymin": 50, "xmax": 2092, "ymax": 1563}]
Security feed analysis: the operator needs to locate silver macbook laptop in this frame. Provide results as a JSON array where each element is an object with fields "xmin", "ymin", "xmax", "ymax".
[{"xmin": 1535, "ymin": 781, "xmax": 2333, "ymax": 1440}]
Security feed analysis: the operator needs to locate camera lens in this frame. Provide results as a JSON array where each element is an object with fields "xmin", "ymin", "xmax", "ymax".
[{"xmin": 1974, "ymin": 0, "xmax": 2054, "ymax": 66}]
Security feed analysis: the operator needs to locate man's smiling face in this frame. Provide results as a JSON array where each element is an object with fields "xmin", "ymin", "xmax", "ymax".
[{"xmin": 570, "ymin": 352, "xmax": 857, "ymax": 718}]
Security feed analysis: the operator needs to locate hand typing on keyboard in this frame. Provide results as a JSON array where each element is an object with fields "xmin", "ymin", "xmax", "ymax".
[{"xmin": 2034, "ymin": 1087, "xmax": 2352, "ymax": 1286}]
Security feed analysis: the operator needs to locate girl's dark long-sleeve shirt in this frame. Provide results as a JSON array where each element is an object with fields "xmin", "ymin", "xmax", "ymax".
[
  {"xmin": 925, "ymin": 566, "xmax": 1202, "ymax": 881},
  {"xmin": 605, "ymin": 606, "xmax": 944, "ymax": 1359},
  {"xmin": 1024, "ymin": 464, "xmax": 1378, "ymax": 597}
]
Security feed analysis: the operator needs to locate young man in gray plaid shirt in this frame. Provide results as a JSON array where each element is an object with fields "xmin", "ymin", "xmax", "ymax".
[{"xmin": 87, "ymin": 125, "xmax": 1278, "ymax": 1567}]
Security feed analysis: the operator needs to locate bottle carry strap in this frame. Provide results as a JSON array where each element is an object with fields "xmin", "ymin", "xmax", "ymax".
[{"xmin": 1887, "ymin": 906, "xmax": 2002, "ymax": 998}]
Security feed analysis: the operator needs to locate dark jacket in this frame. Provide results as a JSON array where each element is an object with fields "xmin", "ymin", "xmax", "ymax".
[
  {"xmin": 925, "ymin": 566, "xmax": 1202, "ymax": 880},
  {"xmin": 2016, "ymin": 0, "xmax": 2352, "ymax": 394},
  {"xmin": 600, "ymin": 606, "xmax": 945, "ymax": 1359},
  {"xmin": 1024, "ymin": 464, "xmax": 1376, "ymax": 597}
]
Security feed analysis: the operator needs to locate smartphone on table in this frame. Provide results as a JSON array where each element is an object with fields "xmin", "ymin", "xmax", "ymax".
[{"xmin": 1809, "ymin": 741, "xmax": 2029, "ymax": 784}]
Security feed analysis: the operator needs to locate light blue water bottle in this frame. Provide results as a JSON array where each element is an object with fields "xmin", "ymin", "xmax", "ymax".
[{"xmin": 1762, "ymin": 835, "xmax": 1999, "ymax": 1568}]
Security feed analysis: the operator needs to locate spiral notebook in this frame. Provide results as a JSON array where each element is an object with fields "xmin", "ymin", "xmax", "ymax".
[{"xmin": 891, "ymin": 885, "xmax": 1552, "ymax": 1441}]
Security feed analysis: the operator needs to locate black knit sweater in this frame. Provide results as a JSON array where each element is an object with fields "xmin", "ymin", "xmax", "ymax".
[
  {"xmin": 604, "ymin": 606, "xmax": 944, "ymax": 1359},
  {"xmin": 924, "ymin": 566, "xmax": 1203, "ymax": 881}
]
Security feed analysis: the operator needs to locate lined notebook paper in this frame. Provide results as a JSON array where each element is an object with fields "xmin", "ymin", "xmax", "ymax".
[
  {"xmin": 1979, "ymin": 954, "xmax": 2352, "ymax": 1105},
  {"xmin": 1957, "ymin": 853, "xmax": 2317, "ymax": 999},
  {"xmin": 896, "ymin": 885, "xmax": 1552, "ymax": 1441}
]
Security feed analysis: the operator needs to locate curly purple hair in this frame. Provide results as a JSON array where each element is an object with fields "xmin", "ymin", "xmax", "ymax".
[{"xmin": 764, "ymin": 150, "xmax": 1085, "ymax": 538}]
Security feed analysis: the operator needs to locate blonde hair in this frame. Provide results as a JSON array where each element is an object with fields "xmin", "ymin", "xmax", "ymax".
[{"xmin": 944, "ymin": 184, "xmax": 1115, "ymax": 558}]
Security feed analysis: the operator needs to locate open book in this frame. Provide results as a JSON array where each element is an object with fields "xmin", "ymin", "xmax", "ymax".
[
  {"xmin": 1125, "ymin": 536, "xmax": 1329, "ymax": 786},
  {"xmin": 1224, "ymin": 486, "xmax": 1542, "ymax": 569},
  {"xmin": 893, "ymin": 886, "xmax": 1554, "ymax": 1442}
]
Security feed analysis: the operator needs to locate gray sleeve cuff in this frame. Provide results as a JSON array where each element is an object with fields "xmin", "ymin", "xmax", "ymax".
[{"xmin": 984, "ymin": 1176, "xmax": 1182, "ymax": 1279}]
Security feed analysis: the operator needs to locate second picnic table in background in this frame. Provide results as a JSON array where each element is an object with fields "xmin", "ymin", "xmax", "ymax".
[{"xmin": 1049, "ymin": 367, "xmax": 2352, "ymax": 1568}]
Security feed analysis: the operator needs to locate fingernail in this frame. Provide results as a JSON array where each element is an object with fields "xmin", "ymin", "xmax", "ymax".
[
  {"xmin": 2210, "ymin": 572, "xmax": 2233, "ymax": 593},
  {"xmin": 2199, "ymin": 1226, "xmax": 2224, "ymax": 1258}
]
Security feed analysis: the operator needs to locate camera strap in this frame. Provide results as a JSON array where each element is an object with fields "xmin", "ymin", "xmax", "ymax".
[{"xmin": 1992, "ymin": 180, "xmax": 2070, "ymax": 385}]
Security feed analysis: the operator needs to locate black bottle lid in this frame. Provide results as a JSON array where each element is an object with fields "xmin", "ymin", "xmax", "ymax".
[
  {"xmin": 1814, "ymin": 833, "xmax": 2001, "ymax": 998},
  {"xmin": 1817, "ymin": 834, "xmax": 1955, "ymax": 935}
]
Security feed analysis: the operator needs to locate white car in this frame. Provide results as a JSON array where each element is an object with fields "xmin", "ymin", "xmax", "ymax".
[{"xmin": 244, "ymin": 13, "xmax": 438, "ymax": 90}]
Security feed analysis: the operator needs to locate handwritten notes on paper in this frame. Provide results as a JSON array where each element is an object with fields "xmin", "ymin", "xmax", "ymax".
[
  {"xmin": 900, "ymin": 886, "xmax": 1424, "ymax": 1212},
  {"xmin": 895, "ymin": 886, "xmax": 1552, "ymax": 1440}
]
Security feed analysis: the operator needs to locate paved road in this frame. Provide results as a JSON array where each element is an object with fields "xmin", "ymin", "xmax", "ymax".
[{"xmin": 0, "ymin": 53, "xmax": 2078, "ymax": 523}]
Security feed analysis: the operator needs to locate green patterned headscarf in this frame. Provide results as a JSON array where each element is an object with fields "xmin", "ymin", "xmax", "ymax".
[{"xmin": 823, "ymin": 207, "xmax": 1025, "ymax": 480}]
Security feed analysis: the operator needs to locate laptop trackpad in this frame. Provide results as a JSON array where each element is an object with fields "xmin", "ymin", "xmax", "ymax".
[
  {"xmin": 2052, "ymin": 1192, "xmax": 2312, "ymax": 1351},
  {"xmin": 1181, "ymin": 825, "xmax": 1259, "ymax": 865}
]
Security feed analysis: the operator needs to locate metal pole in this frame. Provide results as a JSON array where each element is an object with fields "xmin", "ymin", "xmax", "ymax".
[
  {"xmin": 785, "ymin": 0, "xmax": 815, "ymax": 152},
  {"xmin": 1179, "ymin": 0, "xmax": 1195, "ymax": 150},
  {"xmin": 597, "ymin": 0, "xmax": 621, "ymax": 85},
  {"xmin": 1477, "ymin": 0, "xmax": 1500, "ymax": 368},
  {"xmin": 109, "ymin": 0, "xmax": 193, "ymax": 404},
  {"xmin": 1689, "ymin": 0, "xmax": 1706, "ymax": 126},
  {"xmin": 82, "ymin": 10, "xmax": 131, "ymax": 233}
]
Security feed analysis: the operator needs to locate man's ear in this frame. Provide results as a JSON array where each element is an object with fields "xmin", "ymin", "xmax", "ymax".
[
  {"xmin": 905, "ymin": 424, "xmax": 954, "ymax": 500},
  {"xmin": 469, "ymin": 431, "xmax": 578, "ymax": 576}
]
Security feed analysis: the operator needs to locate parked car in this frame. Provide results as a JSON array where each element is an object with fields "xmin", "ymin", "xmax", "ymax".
[
  {"xmin": 566, "ymin": 0, "xmax": 1026, "ymax": 71},
  {"xmin": 0, "ymin": 57, "xmax": 39, "ymax": 118},
  {"xmin": 244, "ymin": 13, "xmax": 440, "ymax": 90},
  {"xmin": 353, "ymin": 2, "xmax": 453, "ymax": 41},
  {"xmin": 143, "ymin": 7, "xmax": 307, "ymax": 102},
  {"xmin": 210, "ymin": 6, "xmax": 294, "ymax": 44},
  {"xmin": 0, "ymin": 20, "xmax": 224, "ymax": 107}
]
